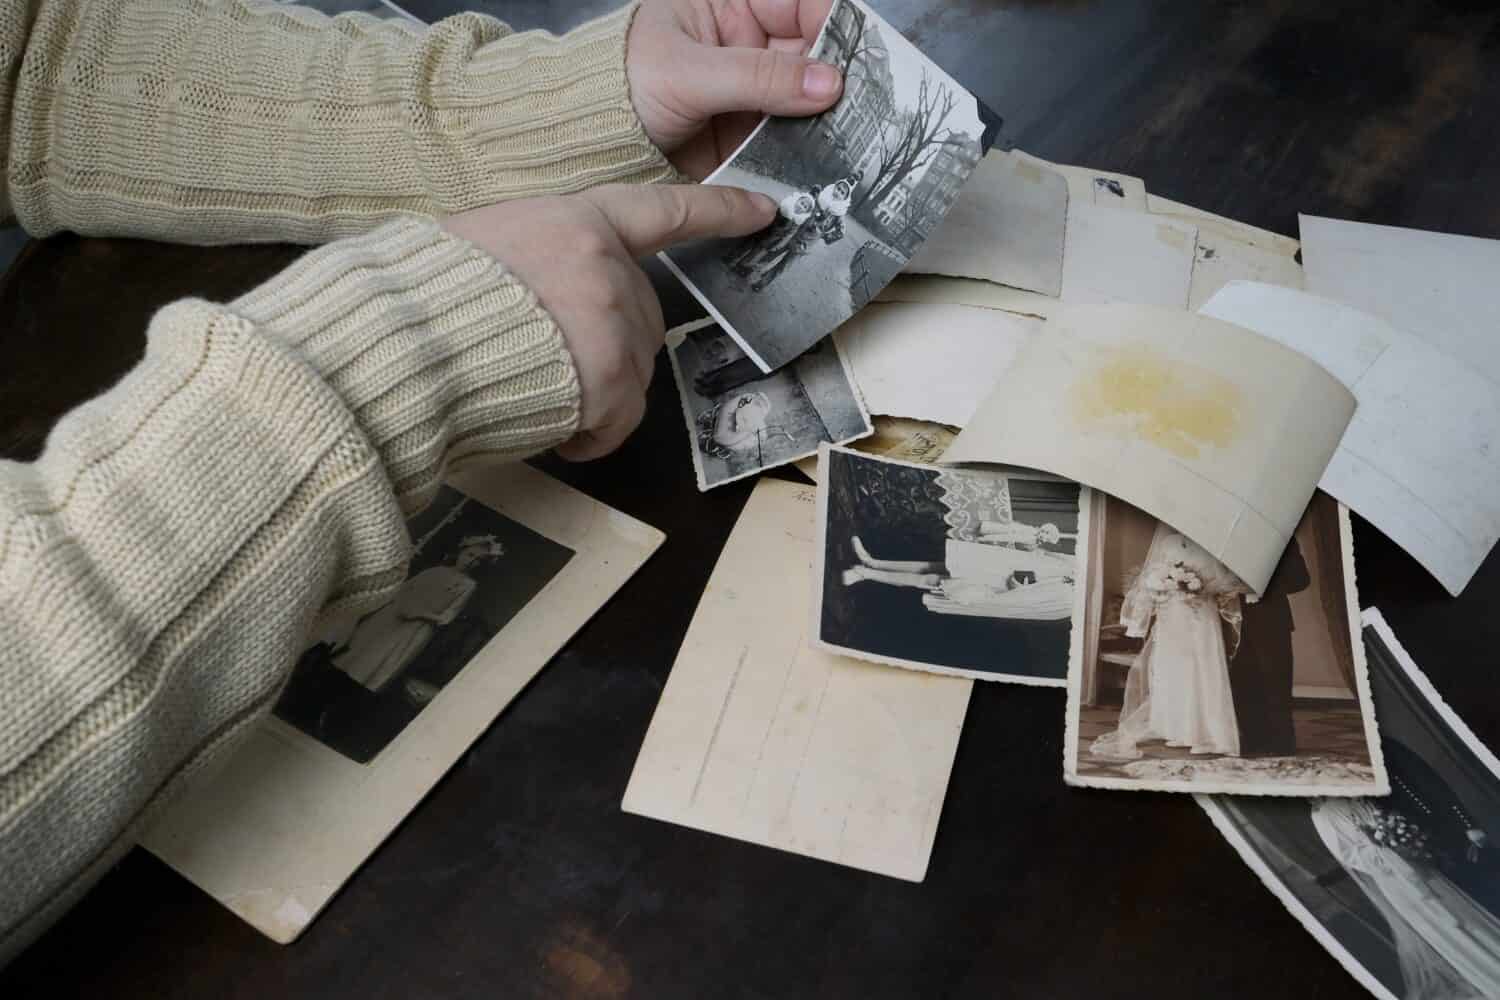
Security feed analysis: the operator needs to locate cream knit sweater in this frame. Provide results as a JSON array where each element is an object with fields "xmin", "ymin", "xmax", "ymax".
[{"xmin": 0, "ymin": 0, "xmax": 675, "ymax": 963}]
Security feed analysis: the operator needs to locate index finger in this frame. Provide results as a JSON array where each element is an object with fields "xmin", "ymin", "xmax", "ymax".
[{"xmin": 583, "ymin": 184, "xmax": 777, "ymax": 258}]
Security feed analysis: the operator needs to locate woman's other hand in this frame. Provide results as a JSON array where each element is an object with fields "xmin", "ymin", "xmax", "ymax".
[
  {"xmin": 627, "ymin": 0, "xmax": 843, "ymax": 178},
  {"xmin": 444, "ymin": 184, "xmax": 775, "ymax": 460}
]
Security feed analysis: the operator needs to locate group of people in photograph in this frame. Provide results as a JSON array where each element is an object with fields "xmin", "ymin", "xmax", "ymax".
[{"xmin": 725, "ymin": 174, "xmax": 861, "ymax": 292}]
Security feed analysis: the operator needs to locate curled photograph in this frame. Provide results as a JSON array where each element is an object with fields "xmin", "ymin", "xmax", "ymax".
[
  {"xmin": 660, "ymin": 0, "xmax": 992, "ymax": 372},
  {"xmin": 1203, "ymin": 610, "xmax": 1500, "ymax": 1000}
]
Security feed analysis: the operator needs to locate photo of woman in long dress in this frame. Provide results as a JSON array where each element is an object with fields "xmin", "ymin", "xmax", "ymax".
[
  {"xmin": 1201, "ymin": 614, "xmax": 1500, "ymax": 999},
  {"xmin": 1070, "ymin": 491, "xmax": 1383, "ymax": 794},
  {"xmin": 1090, "ymin": 524, "xmax": 1250, "ymax": 759},
  {"xmin": 273, "ymin": 487, "xmax": 575, "ymax": 763},
  {"xmin": 1312, "ymin": 794, "xmax": 1500, "ymax": 999}
]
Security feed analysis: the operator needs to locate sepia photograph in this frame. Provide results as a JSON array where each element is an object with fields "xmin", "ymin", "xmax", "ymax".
[
  {"xmin": 659, "ymin": 0, "xmax": 992, "ymax": 372},
  {"xmin": 1065, "ymin": 491, "xmax": 1386, "ymax": 795},
  {"xmin": 668, "ymin": 318, "xmax": 872, "ymax": 489},
  {"xmin": 813, "ymin": 444, "xmax": 1086, "ymax": 685},
  {"xmin": 1202, "ymin": 609, "xmax": 1500, "ymax": 1000},
  {"xmin": 273, "ymin": 485, "xmax": 574, "ymax": 763}
]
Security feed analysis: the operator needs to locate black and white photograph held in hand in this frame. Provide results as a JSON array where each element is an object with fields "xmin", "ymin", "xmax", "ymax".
[
  {"xmin": 273, "ymin": 486, "xmax": 573, "ymax": 763},
  {"xmin": 813, "ymin": 445, "xmax": 1086, "ymax": 685},
  {"xmin": 669, "ymin": 318, "xmax": 872, "ymax": 490},
  {"xmin": 659, "ymin": 0, "xmax": 991, "ymax": 372},
  {"xmin": 1202, "ymin": 610, "xmax": 1500, "ymax": 1000}
]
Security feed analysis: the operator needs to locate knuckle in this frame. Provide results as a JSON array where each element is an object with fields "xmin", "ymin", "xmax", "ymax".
[
  {"xmin": 595, "ymin": 337, "xmax": 633, "ymax": 382},
  {"xmin": 658, "ymin": 187, "xmax": 695, "ymax": 243},
  {"xmin": 572, "ymin": 225, "xmax": 612, "ymax": 260},
  {"xmin": 752, "ymin": 49, "xmax": 790, "ymax": 105},
  {"xmin": 717, "ymin": 185, "xmax": 753, "ymax": 225},
  {"xmin": 591, "ymin": 271, "xmax": 632, "ymax": 314}
]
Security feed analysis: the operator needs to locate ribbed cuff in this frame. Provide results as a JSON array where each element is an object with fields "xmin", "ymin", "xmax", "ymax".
[
  {"xmin": 232, "ymin": 218, "xmax": 582, "ymax": 512},
  {"xmin": 433, "ymin": 2, "xmax": 681, "ymax": 205}
]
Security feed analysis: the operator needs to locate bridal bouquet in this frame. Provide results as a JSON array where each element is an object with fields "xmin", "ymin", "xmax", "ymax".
[
  {"xmin": 1145, "ymin": 561, "xmax": 1205, "ymax": 602},
  {"xmin": 1361, "ymin": 807, "xmax": 1432, "ymax": 863}
]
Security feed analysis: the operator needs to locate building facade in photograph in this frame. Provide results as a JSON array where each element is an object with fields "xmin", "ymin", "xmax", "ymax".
[
  {"xmin": 880, "ymin": 132, "xmax": 983, "ymax": 256},
  {"xmin": 800, "ymin": 1, "xmax": 895, "ymax": 183}
]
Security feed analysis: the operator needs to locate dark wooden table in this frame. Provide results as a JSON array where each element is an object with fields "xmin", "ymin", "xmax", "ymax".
[{"xmin": 4, "ymin": 1, "xmax": 1499, "ymax": 996}]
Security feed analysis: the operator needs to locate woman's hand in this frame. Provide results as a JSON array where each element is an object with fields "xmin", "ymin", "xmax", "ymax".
[
  {"xmin": 444, "ymin": 184, "xmax": 776, "ymax": 460},
  {"xmin": 627, "ymin": 0, "xmax": 843, "ymax": 178}
]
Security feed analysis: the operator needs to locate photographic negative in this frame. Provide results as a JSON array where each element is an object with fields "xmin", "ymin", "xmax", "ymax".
[
  {"xmin": 813, "ymin": 444, "xmax": 1087, "ymax": 685},
  {"xmin": 1201, "ymin": 610, "xmax": 1500, "ymax": 1000},
  {"xmin": 273, "ymin": 485, "xmax": 574, "ymax": 762},
  {"xmin": 659, "ymin": 0, "xmax": 992, "ymax": 372},
  {"xmin": 668, "ymin": 318, "xmax": 872, "ymax": 490},
  {"xmin": 1065, "ymin": 491, "xmax": 1386, "ymax": 795}
]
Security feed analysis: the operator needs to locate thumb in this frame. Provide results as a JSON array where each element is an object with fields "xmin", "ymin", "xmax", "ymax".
[
  {"xmin": 583, "ymin": 184, "xmax": 778, "ymax": 257},
  {"xmin": 688, "ymin": 44, "xmax": 843, "ymax": 119}
]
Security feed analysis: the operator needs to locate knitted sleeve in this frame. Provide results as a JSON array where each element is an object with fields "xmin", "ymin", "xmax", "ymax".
[
  {"xmin": 0, "ymin": 0, "xmax": 677, "ymax": 243},
  {"xmin": 0, "ymin": 216, "xmax": 581, "ymax": 962}
]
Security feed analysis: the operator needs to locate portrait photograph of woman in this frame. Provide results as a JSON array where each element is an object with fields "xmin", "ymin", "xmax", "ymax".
[{"xmin": 1203, "ymin": 611, "xmax": 1500, "ymax": 1000}]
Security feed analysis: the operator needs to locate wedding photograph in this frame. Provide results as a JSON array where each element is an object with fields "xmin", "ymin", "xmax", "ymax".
[
  {"xmin": 1065, "ymin": 491, "xmax": 1386, "ymax": 795},
  {"xmin": 1202, "ymin": 610, "xmax": 1500, "ymax": 1000},
  {"xmin": 658, "ymin": 0, "xmax": 992, "ymax": 372},
  {"xmin": 813, "ymin": 445, "xmax": 1086, "ymax": 685},
  {"xmin": 668, "ymin": 318, "xmax": 872, "ymax": 489},
  {"xmin": 272, "ymin": 486, "xmax": 574, "ymax": 763}
]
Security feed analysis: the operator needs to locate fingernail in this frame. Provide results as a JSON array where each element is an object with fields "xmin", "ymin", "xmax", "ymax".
[
  {"xmin": 803, "ymin": 62, "xmax": 842, "ymax": 101},
  {"xmin": 750, "ymin": 193, "xmax": 777, "ymax": 214}
]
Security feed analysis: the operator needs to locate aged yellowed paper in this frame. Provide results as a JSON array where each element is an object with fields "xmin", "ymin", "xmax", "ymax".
[
  {"xmin": 622, "ymin": 478, "xmax": 971, "ymax": 881},
  {"xmin": 1202, "ymin": 282, "xmax": 1500, "ymax": 597},
  {"xmin": 833, "ymin": 301, "xmax": 1040, "ymax": 428},
  {"xmin": 1300, "ymin": 214, "xmax": 1500, "ymax": 388},
  {"xmin": 906, "ymin": 150, "xmax": 1068, "ymax": 296},
  {"xmin": 942, "ymin": 303, "xmax": 1355, "ymax": 593}
]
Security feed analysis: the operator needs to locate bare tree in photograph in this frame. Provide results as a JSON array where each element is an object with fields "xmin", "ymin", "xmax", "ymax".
[{"xmin": 854, "ymin": 71, "xmax": 961, "ymax": 214}]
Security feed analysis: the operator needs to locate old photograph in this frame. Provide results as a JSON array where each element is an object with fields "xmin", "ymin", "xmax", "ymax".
[
  {"xmin": 904, "ymin": 149, "xmax": 1069, "ymax": 297},
  {"xmin": 273, "ymin": 485, "xmax": 574, "ymax": 762},
  {"xmin": 668, "ymin": 318, "xmax": 871, "ymax": 490},
  {"xmin": 143, "ymin": 464, "xmax": 664, "ymax": 943},
  {"xmin": 659, "ymin": 0, "xmax": 992, "ymax": 372},
  {"xmin": 1202, "ymin": 610, "xmax": 1500, "ymax": 1000},
  {"xmin": 813, "ymin": 445, "xmax": 1086, "ymax": 685},
  {"xmin": 1066, "ymin": 491, "xmax": 1386, "ymax": 795}
]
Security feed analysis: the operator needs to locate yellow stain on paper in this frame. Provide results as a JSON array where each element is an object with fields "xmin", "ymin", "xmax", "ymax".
[{"xmin": 1068, "ymin": 343, "xmax": 1244, "ymax": 460}]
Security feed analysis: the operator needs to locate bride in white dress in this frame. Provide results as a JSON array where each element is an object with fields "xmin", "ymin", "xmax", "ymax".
[
  {"xmin": 1312, "ymin": 796, "xmax": 1500, "ymax": 999},
  {"xmin": 1092, "ymin": 524, "xmax": 1249, "ymax": 759}
]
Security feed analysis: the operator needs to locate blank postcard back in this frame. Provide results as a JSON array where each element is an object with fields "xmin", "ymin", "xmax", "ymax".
[{"xmin": 622, "ymin": 478, "xmax": 971, "ymax": 882}]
